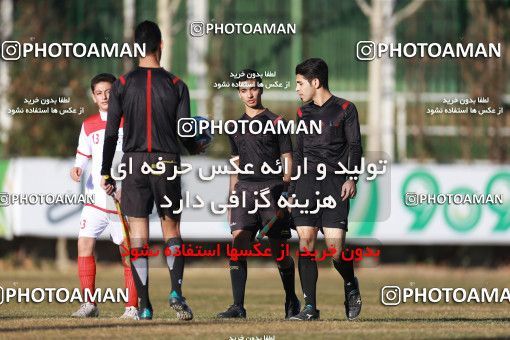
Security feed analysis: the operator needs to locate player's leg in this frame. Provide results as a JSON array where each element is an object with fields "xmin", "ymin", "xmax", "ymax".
[
  {"xmin": 268, "ymin": 236, "xmax": 300, "ymax": 318},
  {"xmin": 322, "ymin": 227, "xmax": 349, "ymax": 280},
  {"xmin": 109, "ymin": 217, "xmax": 139, "ymax": 319},
  {"xmin": 263, "ymin": 182, "xmax": 300, "ymax": 319},
  {"xmin": 160, "ymin": 215, "xmax": 193, "ymax": 320},
  {"xmin": 217, "ymin": 181, "xmax": 258, "ymax": 318},
  {"xmin": 121, "ymin": 152, "xmax": 153, "ymax": 319},
  {"xmin": 323, "ymin": 227, "xmax": 361, "ymax": 320},
  {"xmin": 288, "ymin": 173, "xmax": 321, "ymax": 320},
  {"xmin": 321, "ymin": 172, "xmax": 362, "ymax": 320},
  {"xmin": 117, "ymin": 244, "xmax": 139, "ymax": 319},
  {"xmin": 72, "ymin": 207, "xmax": 105, "ymax": 317},
  {"xmin": 72, "ymin": 237, "xmax": 99, "ymax": 317},
  {"xmin": 229, "ymin": 229, "xmax": 251, "ymax": 310},
  {"xmin": 323, "ymin": 227, "xmax": 354, "ymax": 283},
  {"xmin": 128, "ymin": 217, "xmax": 152, "ymax": 319},
  {"xmin": 77, "ymin": 237, "xmax": 96, "ymax": 299},
  {"xmin": 161, "ymin": 216, "xmax": 183, "ymax": 298},
  {"xmin": 217, "ymin": 229, "xmax": 251, "ymax": 318},
  {"xmin": 289, "ymin": 226, "xmax": 320, "ymax": 320},
  {"xmin": 150, "ymin": 153, "xmax": 193, "ymax": 320}
]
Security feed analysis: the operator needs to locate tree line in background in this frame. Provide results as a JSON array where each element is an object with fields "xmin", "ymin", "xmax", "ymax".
[{"xmin": 0, "ymin": 0, "xmax": 508, "ymax": 162}]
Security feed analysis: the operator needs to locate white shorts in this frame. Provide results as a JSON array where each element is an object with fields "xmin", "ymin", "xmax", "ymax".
[{"xmin": 78, "ymin": 205, "xmax": 125, "ymax": 245}]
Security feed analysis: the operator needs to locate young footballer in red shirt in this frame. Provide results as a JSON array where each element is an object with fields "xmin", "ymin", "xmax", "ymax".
[{"xmin": 71, "ymin": 73, "xmax": 138, "ymax": 319}]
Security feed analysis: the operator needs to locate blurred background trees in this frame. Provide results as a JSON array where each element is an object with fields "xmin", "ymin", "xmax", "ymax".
[{"xmin": 0, "ymin": 0, "xmax": 507, "ymax": 162}]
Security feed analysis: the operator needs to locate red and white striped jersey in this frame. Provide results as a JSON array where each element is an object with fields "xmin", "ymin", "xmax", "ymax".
[{"xmin": 75, "ymin": 111, "xmax": 124, "ymax": 213}]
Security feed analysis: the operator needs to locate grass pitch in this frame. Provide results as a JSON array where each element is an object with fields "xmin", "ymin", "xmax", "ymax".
[{"xmin": 1, "ymin": 264, "xmax": 510, "ymax": 339}]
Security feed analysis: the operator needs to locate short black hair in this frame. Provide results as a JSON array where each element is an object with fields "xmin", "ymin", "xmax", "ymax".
[
  {"xmin": 237, "ymin": 69, "xmax": 263, "ymax": 93},
  {"xmin": 90, "ymin": 73, "xmax": 116, "ymax": 92},
  {"xmin": 135, "ymin": 20, "xmax": 162, "ymax": 54},
  {"xmin": 295, "ymin": 58, "xmax": 329, "ymax": 90}
]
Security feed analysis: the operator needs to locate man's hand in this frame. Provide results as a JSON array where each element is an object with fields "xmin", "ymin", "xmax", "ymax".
[
  {"xmin": 280, "ymin": 181, "xmax": 291, "ymax": 213},
  {"xmin": 286, "ymin": 195, "xmax": 294, "ymax": 213},
  {"xmin": 341, "ymin": 180, "xmax": 356, "ymax": 201},
  {"xmin": 70, "ymin": 167, "xmax": 82, "ymax": 182},
  {"xmin": 193, "ymin": 140, "xmax": 209, "ymax": 154},
  {"xmin": 114, "ymin": 189, "xmax": 121, "ymax": 202},
  {"xmin": 101, "ymin": 175, "xmax": 116, "ymax": 196}
]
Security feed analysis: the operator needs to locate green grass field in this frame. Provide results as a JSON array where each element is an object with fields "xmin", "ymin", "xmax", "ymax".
[{"xmin": 1, "ymin": 264, "xmax": 510, "ymax": 339}]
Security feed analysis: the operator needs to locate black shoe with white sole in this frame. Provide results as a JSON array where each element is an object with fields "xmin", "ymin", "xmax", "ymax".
[
  {"xmin": 289, "ymin": 304, "xmax": 320, "ymax": 321},
  {"xmin": 344, "ymin": 277, "xmax": 362, "ymax": 320}
]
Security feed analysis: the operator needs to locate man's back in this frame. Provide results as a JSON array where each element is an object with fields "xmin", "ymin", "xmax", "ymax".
[{"xmin": 101, "ymin": 67, "xmax": 193, "ymax": 175}]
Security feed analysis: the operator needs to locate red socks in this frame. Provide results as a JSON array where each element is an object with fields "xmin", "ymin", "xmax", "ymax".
[
  {"xmin": 124, "ymin": 265, "xmax": 138, "ymax": 307},
  {"xmin": 78, "ymin": 256, "xmax": 96, "ymax": 304},
  {"xmin": 78, "ymin": 255, "xmax": 138, "ymax": 307}
]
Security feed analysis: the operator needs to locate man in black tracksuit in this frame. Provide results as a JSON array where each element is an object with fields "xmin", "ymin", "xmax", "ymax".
[
  {"xmin": 216, "ymin": 70, "xmax": 300, "ymax": 319},
  {"xmin": 289, "ymin": 58, "xmax": 363, "ymax": 321},
  {"xmin": 101, "ymin": 21, "xmax": 202, "ymax": 321}
]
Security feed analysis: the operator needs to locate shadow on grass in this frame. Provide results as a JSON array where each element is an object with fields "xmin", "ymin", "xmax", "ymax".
[
  {"xmin": 344, "ymin": 317, "xmax": 510, "ymax": 323},
  {"xmin": 0, "ymin": 319, "xmax": 231, "ymax": 333},
  {"xmin": 2, "ymin": 316, "xmax": 510, "ymax": 333}
]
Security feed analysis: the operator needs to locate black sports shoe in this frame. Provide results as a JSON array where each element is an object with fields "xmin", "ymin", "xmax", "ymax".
[
  {"xmin": 217, "ymin": 304, "xmax": 247, "ymax": 319},
  {"xmin": 169, "ymin": 293, "xmax": 193, "ymax": 321},
  {"xmin": 289, "ymin": 304, "xmax": 320, "ymax": 321},
  {"xmin": 344, "ymin": 277, "xmax": 362, "ymax": 320},
  {"xmin": 285, "ymin": 296, "xmax": 301, "ymax": 319}
]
